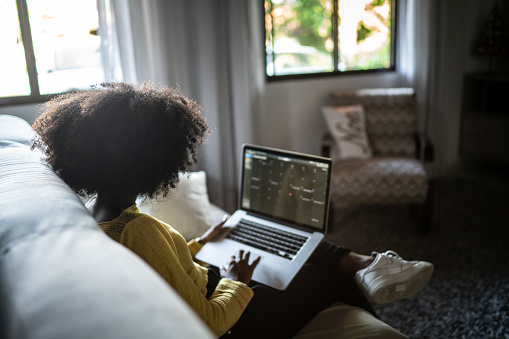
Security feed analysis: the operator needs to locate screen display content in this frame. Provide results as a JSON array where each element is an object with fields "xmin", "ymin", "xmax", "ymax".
[{"xmin": 241, "ymin": 148, "xmax": 330, "ymax": 230}]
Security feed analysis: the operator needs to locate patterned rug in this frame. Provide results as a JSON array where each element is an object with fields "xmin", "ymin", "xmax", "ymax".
[{"xmin": 325, "ymin": 176, "xmax": 509, "ymax": 338}]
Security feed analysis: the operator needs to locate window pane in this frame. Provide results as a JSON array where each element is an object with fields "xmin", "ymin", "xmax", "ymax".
[
  {"xmin": 266, "ymin": 0, "xmax": 334, "ymax": 76},
  {"xmin": 338, "ymin": 0, "xmax": 391, "ymax": 71},
  {"xmin": 0, "ymin": 1, "xmax": 31, "ymax": 97},
  {"xmin": 26, "ymin": 0, "xmax": 103, "ymax": 95}
]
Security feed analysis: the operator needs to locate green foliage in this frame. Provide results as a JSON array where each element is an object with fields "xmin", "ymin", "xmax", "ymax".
[
  {"xmin": 265, "ymin": 0, "xmax": 392, "ymax": 75},
  {"xmin": 270, "ymin": 0, "xmax": 331, "ymax": 53},
  {"xmin": 354, "ymin": 40, "xmax": 391, "ymax": 70},
  {"xmin": 357, "ymin": 22, "xmax": 372, "ymax": 43},
  {"xmin": 291, "ymin": 0, "xmax": 330, "ymax": 51}
]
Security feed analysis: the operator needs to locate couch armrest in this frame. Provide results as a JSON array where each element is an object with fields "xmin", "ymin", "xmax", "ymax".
[
  {"xmin": 0, "ymin": 115, "xmax": 215, "ymax": 339},
  {"xmin": 413, "ymin": 132, "xmax": 434, "ymax": 162},
  {"xmin": 321, "ymin": 133, "xmax": 334, "ymax": 158}
]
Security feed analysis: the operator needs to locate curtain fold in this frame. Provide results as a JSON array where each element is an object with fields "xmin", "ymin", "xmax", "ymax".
[
  {"xmin": 397, "ymin": 0, "xmax": 437, "ymax": 134},
  {"xmin": 108, "ymin": 0, "xmax": 264, "ymax": 212},
  {"xmin": 97, "ymin": 0, "xmax": 124, "ymax": 82}
]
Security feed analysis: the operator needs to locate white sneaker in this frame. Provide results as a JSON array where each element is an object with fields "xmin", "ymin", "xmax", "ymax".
[{"xmin": 355, "ymin": 250, "xmax": 434, "ymax": 304}]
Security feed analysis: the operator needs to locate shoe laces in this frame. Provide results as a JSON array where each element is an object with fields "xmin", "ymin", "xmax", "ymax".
[
  {"xmin": 383, "ymin": 250, "xmax": 401, "ymax": 259},
  {"xmin": 374, "ymin": 250, "xmax": 404, "ymax": 264}
]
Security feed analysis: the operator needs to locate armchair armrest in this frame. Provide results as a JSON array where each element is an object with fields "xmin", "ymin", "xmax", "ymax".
[
  {"xmin": 321, "ymin": 133, "xmax": 333, "ymax": 158},
  {"xmin": 413, "ymin": 132, "xmax": 434, "ymax": 162}
]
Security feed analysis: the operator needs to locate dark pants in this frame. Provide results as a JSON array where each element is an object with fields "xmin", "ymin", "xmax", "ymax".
[{"xmin": 209, "ymin": 240, "xmax": 376, "ymax": 339}]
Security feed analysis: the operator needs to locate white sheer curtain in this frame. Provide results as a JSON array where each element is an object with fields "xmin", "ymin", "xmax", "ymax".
[
  {"xmin": 105, "ymin": 0, "xmax": 265, "ymax": 212},
  {"xmin": 97, "ymin": 0, "xmax": 124, "ymax": 83},
  {"xmin": 397, "ymin": 0, "xmax": 437, "ymax": 132}
]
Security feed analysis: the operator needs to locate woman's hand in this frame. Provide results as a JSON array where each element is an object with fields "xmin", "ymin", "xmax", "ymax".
[
  {"xmin": 197, "ymin": 214, "xmax": 231, "ymax": 245},
  {"xmin": 220, "ymin": 250, "xmax": 261, "ymax": 285}
]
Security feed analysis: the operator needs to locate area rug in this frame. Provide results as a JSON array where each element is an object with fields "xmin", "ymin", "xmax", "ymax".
[{"xmin": 325, "ymin": 177, "xmax": 509, "ymax": 338}]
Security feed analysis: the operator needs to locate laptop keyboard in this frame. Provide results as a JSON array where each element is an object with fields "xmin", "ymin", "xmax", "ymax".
[{"xmin": 227, "ymin": 219, "xmax": 309, "ymax": 260}]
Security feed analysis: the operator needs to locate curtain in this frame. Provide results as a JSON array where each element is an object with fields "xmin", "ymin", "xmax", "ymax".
[
  {"xmin": 397, "ymin": 0, "xmax": 437, "ymax": 133},
  {"xmin": 107, "ymin": 0, "xmax": 265, "ymax": 212},
  {"xmin": 97, "ymin": 0, "xmax": 124, "ymax": 83}
]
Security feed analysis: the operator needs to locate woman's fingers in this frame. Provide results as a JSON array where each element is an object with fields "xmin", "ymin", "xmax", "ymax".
[{"xmin": 250, "ymin": 255, "xmax": 261, "ymax": 268}]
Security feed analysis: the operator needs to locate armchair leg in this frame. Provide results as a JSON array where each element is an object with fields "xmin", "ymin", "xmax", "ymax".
[
  {"xmin": 415, "ymin": 203, "xmax": 431, "ymax": 233},
  {"xmin": 414, "ymin": 182, "xmax": 433, "ymax": 234}
]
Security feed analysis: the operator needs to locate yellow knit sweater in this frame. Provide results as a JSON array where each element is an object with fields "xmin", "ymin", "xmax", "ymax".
[{"xmin": 99, "ymin": 205, "xmax": 253, "ymax": 337}]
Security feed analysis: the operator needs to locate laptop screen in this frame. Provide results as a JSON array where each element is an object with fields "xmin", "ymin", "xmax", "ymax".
[{"xmin": 240, "ymin": 144, "xmax": 331, "ymax": 232}]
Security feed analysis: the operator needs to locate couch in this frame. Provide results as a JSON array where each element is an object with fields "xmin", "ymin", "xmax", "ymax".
[{"xmin": 0, "ymin": 114, "xmax": 407, "ymax": 338}]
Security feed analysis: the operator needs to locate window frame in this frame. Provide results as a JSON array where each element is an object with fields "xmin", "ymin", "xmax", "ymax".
[
  {"xmin": 0, "ymin": 0, "xmax": 44, "ymax": 106},
  {"xmin": 264, "ymin": 0, "xmax": 398, "ymax": 82},
  {"xmin": 0, "ymin": 0, "xmax": 103, "ymax": 106}
]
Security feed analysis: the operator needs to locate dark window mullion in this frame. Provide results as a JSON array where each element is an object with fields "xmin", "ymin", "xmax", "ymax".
[
  {"xmin": 332, "ymin": 0, "xmax": 339, "ymax": 72},
  {"xmin": 390, "ymin": 0, "xmax": 397, "ymax": 69},
  {"xmin": 16, "ymin": 0, "xmax": 40, "ymax": 98},
  {"xmin": 270, "ymin": 1, "xmax": 276, "ymax": 76}
]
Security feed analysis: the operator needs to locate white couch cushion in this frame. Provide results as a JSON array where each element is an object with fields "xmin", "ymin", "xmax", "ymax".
[{"xmin": 138, "ymin": 171, "xmax": 212, "ymax": 241}]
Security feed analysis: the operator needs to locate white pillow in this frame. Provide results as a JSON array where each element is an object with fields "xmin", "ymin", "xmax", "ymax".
[
  {"xmin": 321, "ymin": 105, "xmax": 372, "ymax": 160},
  {"xmin": 137, "ymin": 171, "xmax": 212, "ymax": 241}
]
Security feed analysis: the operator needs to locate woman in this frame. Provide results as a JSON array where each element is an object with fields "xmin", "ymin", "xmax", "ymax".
[{"xmin": 32, "ymin": 82, "xmax": 433, "ymax": 338}]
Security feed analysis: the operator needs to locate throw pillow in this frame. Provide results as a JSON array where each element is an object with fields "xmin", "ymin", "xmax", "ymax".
[
  {"xmin": 321, "ymin": 105, "xmax": 372, "ymax": 160},
  {"xmin": 137, "ymin": 171, "xmax": 212, "ymax": 241}
]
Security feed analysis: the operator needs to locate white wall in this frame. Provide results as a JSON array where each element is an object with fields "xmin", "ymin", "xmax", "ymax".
[
  {"xmin": 259, "ymin": 72, "xmax": 405, "ymax": 156},
  {"xmin": 0, "ymin": 103, "xmax": 39, "ymax": 124},
  {"xmin": 1, "ymin": 72, "xmax": 404, "ymax": 159}
]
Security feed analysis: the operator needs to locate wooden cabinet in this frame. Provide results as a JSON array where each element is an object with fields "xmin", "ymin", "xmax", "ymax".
[{"xmin": 460, "ymin": 72, "xmax": 509, "ymax": 166}]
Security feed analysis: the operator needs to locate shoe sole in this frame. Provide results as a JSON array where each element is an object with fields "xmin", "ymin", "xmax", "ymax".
[{"xmin": 368, "ymin": 262, "xmax": 434, "ymax": 304}]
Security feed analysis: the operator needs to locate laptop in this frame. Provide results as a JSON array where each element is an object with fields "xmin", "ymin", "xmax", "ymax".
[{"xmin": 196, "ymin": 144, "xmax": 332, "ymax": 290}]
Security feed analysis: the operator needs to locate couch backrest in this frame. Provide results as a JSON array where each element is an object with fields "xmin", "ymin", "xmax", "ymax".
[
  {"xmin": 0, "ymin": 115, "xmax": 213, "ymax": 339},
  {"xmin": 329, "ymin": 88, "xmax": 416, "ymax": 157}
]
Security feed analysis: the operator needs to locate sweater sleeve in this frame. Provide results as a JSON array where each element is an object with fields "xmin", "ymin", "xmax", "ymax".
[
  {"xmin": 119, "ymin": 217, "xmax": 253, "ymax": 337},
  {"xmin": 187, "ymin": 238, "xmax": 203, "ymax": 258}
]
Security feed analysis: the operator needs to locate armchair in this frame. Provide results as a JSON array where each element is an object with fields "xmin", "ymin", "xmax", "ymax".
[{"xmin": 321, "ymin": 88, "xmax": 434, "ymax": 233}]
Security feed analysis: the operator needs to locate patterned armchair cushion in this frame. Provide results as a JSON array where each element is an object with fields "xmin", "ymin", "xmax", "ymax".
[
  {"xmin": 370, "ymin": 135, "xmax": 415, "ymax": 157},
  {"xmin": 329, "ymin": 157, "xmax": 428, "ymax": 204},
  {"xmin": 330, "ymin": 88, "xmax": 416, "ymax": 157}
]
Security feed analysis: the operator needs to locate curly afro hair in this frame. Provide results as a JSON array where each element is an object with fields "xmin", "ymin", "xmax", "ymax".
[{"xmin": 32, "ymin": 82, "xmax": 210, "ymax": 199}]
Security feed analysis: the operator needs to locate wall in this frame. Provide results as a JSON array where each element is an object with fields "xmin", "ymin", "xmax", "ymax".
[
  {"xmin": 259, "ymin": 72, "xmax": 404, "ymax": 156},
  {"xmin": 428, "ymin": 0, "xmax": 507, "ymax": 176},
  {"xmin": 1, "ymin": 73, "xmax": 404, "ymax": 159},
  {"xmin": 0, "ymin": 103, "xmax": 39, "ymax": 124}
]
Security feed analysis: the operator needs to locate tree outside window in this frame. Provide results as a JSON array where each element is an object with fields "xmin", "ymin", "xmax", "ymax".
[{"xmin": 265, "ymin": 0, "xmax": 394, "ymax": 79}]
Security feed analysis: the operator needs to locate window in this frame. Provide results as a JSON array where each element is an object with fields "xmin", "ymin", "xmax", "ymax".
[
  {"xmin": 0, "ymin": 0, "xmax": 121, "ymax": 105},
  {"xmin": 265, "ymin": 0, "xmax": 395, "ymax": 80}
]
